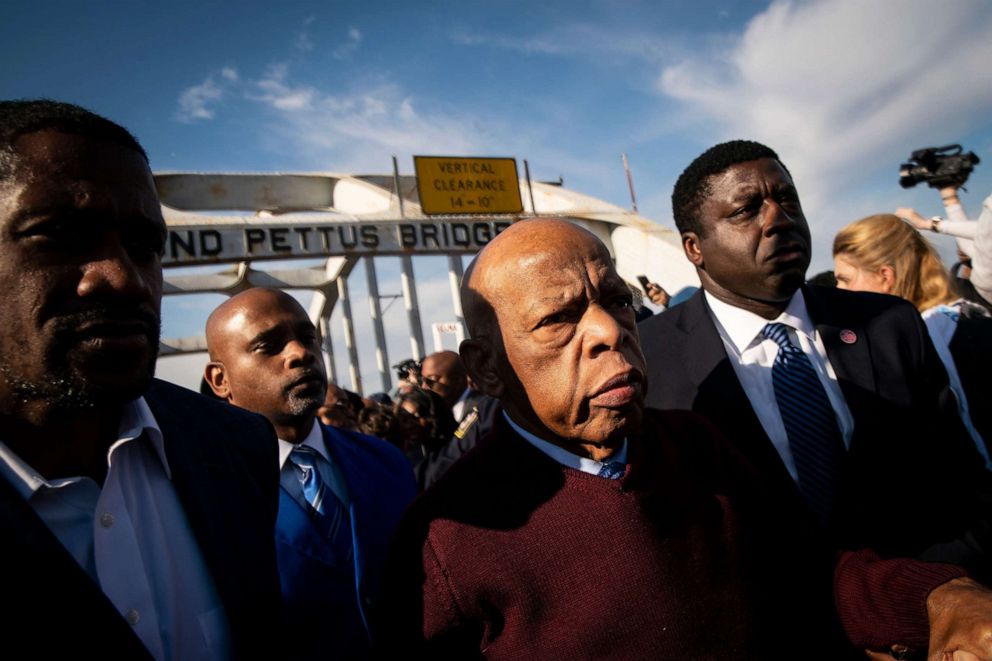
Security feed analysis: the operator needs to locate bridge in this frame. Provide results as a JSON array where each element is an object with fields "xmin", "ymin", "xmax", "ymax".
[{"xmin": 155, "ymin": 167, "xmax": 699, "ymax": 395}]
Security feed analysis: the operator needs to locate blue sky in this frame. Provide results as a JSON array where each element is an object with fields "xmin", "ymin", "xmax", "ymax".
[{"xmin": 4, "ymin": 0, "xmax": 992, "ymax": 391}]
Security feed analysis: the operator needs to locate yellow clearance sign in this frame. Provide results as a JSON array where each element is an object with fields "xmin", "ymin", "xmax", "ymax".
[{"xmin": 414, "ymin": 156, "xmax": 523, "ymax": 215}]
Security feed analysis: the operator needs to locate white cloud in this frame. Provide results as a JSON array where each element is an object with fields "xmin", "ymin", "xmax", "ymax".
[
  {"xmin": 248, "ymin": 72, "xmax": 486, "ymax": 170},
  {"xmin": 251, "ymin": 63, "xmax": 317, "ymax": 111},
  {"xmin": 296, "ymin": 16, "xmax": 315, "ymax": 52},
  {"xmin": 233, "ymin": 63, "xmax": 615, "ymax": 189},
  {"xmin": 333, "ymin": 26, "xmax": 362, "ymax": 60},
  {"xmin": 175, "ymin": 76, "xmax": 224, "ymax": 122},
  {"xmin": 175, "ymin": 68, "xmax": 240, "ymax": 122},
  {"xmin": 657, "ymin": 0, "xmax": 992, "ymax": 266}
]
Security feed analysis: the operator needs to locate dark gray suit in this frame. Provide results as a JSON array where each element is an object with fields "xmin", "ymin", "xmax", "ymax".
[
  {"xmin": 0, "ymin": 379, "xmax": 282, "ymax": 658},
  {"xmin": 639, "ymin": 286, "xmax": 990, "ymax": 561}
]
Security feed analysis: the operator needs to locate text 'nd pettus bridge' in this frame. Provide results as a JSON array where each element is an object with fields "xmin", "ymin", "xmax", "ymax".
[{"xmin": 155, "ymin": 157, "xmax": 698, "ymax": 395}]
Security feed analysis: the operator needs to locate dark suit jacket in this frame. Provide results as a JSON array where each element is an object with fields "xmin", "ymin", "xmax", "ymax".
[
  {"xmin": 0, "ymin": 379, "xmax": 282, "ymax": 659},
  {"xmin": 276, "ymin": 422, "xmax": 417, "ymax": 660},
  {"xmin": 638, "ymin": 287, "xmax": 992, "ymax": 646}
]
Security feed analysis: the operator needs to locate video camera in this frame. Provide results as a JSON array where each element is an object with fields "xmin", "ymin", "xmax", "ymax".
[
  {"xmin": 899, "ymin": 144, "xmax": 980, "ymax": 189},
  {"xmin": 393, "ymin": 358, "xmax": 421, "ymax": 383}
]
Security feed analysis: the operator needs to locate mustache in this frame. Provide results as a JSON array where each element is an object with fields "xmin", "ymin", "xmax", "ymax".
[
  {"xmin": 49, "ymin": 305, "xmax": 161, "ymax": 337},
  {"xmin": 287, "ymin": 369, "xmax": 326, "ymax": 390}
]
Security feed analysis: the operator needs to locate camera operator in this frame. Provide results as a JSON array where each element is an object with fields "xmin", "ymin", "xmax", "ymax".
[
  {"xmin": 391, "ymin": 358, "xmax": 422, "ymax": 397},
  {"xmin": 896, "ymin": 187, "xmax": 992, "ymax": 311}
]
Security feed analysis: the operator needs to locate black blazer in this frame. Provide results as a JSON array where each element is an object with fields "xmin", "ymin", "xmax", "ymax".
[
  {"xmin": 638, "ymin": 287, "xmax": 991, "ymax": 571},
  {"xmin": 0, "ymin": 379, "xmax": 282, "ymax": 658}
]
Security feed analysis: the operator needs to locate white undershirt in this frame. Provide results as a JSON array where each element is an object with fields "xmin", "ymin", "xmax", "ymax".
[
  {"xmin": 0, "ymin": 397, "xmax": 231, "ymax": 661},
  {"xmin": 451, "ymin": 388, "xmax": 472, "ymax": 423},
  {"xmin": 503, "ymin": 412, "xmax": 628, "ymax": 476},
  {"xmin": 704, "ymin": 290, "xmax": 854, "ymax": 482}
]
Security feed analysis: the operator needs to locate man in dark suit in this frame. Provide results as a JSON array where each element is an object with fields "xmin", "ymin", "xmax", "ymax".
[
  {"xmin": 0, "ymin": 100, "xmax": 281, "ymax": 658},
  {"xmin": 638, "ymin": 139, "xmax": 992, "ymax": 659},
  {"xmin": 204, "ymin": 287, "xmax": 417, "ymax": 660}
]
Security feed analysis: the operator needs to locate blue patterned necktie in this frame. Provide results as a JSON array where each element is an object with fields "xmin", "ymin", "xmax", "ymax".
[
  {"xmin": 597, "ymin": 461, "xmax": 626, "ymax": 480},
  {"xmin": 763, "ymin": 323, "xmax": 845, "ymax": 523},
  {"xmin": 288, "ymin": 445, "xmax": 353, "ymax": 566}
]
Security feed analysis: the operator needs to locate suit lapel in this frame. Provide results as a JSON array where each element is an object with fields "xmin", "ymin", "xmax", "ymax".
[
  {"xmin": 804, "ymin": 287, "xmax": 876, "ymax": 437},
  {"xmin": 147, "ymin": 382, "xmax": 273, "ymax": 644},
  {"xmin": 321, "ymin": 424, "xmax": 380, "ymax": 592},
  {"xmin": 677, "ymin": 293, "xmax": 792, "ymax": 475}
]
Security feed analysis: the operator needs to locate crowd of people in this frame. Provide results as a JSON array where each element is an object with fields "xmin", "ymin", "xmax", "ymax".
[{"xmin": 1, "ymin": 98, "xmax": 990, "ymax": 660}]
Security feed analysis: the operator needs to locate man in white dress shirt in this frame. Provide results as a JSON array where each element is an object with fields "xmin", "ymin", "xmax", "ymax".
[
  {"xmin": 0, "ymin": 99, "xmax": 281, "ymax": 659},
  {"xmin": 638, "ymin": 139, "xmax": 992, "ymax": 660}
]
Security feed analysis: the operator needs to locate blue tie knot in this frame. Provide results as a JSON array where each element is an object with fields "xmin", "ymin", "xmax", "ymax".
[
  {"xmin": 290, "ymin": 444, "xmax": 318, "ymax": 467},
  {"xmin": 762, "ymin": 322, "xmax": 795, "ymax": 348},
  {"xmin": 597, "ymin": 461, "xmax": 626, "ymax": 480}
]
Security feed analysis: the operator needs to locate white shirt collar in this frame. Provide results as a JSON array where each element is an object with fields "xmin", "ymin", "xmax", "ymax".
[
  {"xmin": 704, "ymin": 289, "xmax": 815, "ymax": 355},
  {"xmin": 503, "ymin": 411, "xmax": 628, "ymax": 476},
  {"xmin": 277, "ymin": 418, "xmax": 328, "ymax": 469},
  {"xmin": 0, "ymin": 396, "xmax": 168, "ymax": 499}
]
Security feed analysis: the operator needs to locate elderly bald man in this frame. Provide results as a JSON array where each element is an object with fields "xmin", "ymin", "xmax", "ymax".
[
  {"xmin": 204, "ymin": 288, "xmax": 416, "ymax": 660},
  {"xmin": 373, "ymin": 219, "xmax": 853, "ymax": 659}
]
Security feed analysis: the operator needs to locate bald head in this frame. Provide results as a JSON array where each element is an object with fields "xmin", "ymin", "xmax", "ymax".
[
  {"xmin": 458, "ymin": 218, "xmax": 645, "ymax": 457},
  {"xmin": 204, "ymin": 287, "xmax": 327, "ymax": 442},
  {"xmin": 461, "ymin": 218, "xmax": 609, "ymax": 340},
  {"xmin": 206, "ymin": 288, "xmax": 301, "ymax": 358},
  {"xmin": 420, "ymin": 350, "xmax": 468, "ymax": 407}
]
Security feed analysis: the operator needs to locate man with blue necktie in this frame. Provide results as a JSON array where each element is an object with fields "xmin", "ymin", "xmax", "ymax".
[
  {"xmin": 205, "ymin": 287, "xmax": 416, "ymax": 660},
  {"xmin": 637, "ymin": 140, "xmax": 992, "ymax": 659}
]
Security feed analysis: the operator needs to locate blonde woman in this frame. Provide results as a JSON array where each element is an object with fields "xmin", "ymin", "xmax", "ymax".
[{"xmin": 833, "ymin": 214, "xmax": 992, "ymax": 467}]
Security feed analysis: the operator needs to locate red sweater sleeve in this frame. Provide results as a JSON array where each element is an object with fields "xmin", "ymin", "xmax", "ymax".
[{"xmin": 834, "ymin": 548, "xmax": 967, "ymax": 651}]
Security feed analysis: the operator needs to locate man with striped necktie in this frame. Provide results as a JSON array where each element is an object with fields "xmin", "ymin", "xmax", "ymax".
[
  {"xmin": 638, "ymin": 139, "xmax": 992, "ymax": 660},
  {"xmin": 204, "ymin": 288, "xmax": 416, "ymax": 660}
]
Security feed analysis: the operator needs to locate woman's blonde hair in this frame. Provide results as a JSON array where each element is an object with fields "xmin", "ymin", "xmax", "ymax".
[{"xmin": 832, "ymin": 214, "xmax": 957, "ymax": 311}]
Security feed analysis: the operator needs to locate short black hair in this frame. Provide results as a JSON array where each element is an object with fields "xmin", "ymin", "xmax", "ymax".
[
  {"xmin": 671, "ymin": 140, "xmax": 787, "ymax": 236},
  {"xmin": 0, "ymin": 99, "xmax": 148, "ymax": 180}
]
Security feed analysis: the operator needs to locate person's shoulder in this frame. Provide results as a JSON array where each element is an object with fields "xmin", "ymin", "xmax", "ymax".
[
  {"xmin": 320, "ymin": 422, "xmax": 413, "ymax": 476},
  {"xmin": 806, "ymin": 284, "xmax": 910, "ymax": 312},
  {"xmin": 409, "ymin": 427, "xmax": 519, "ymax": 510},
  {"xmin": 146, "ymin": 378, "xmax": 273, "ymax": 433},
  {"xmin": 637, "ymin": 296, "xmax": 691, "ymax": 332},
  {"xmin": 806, "ymin": 285, "xmax": 921, "ymax": 326}
]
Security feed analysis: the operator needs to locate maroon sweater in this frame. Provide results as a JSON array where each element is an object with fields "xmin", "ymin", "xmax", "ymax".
[{"xmin": 374, "ymin": 410, "xmax": 856, "ymax": 659}]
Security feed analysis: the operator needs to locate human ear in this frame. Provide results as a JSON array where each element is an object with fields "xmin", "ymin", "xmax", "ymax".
[
  {"xmin": 682, "ymin": 232, "xmax": 703, "ymax": 267},
  {"xmin": 204, "ymin": 363, "xmax": 232, "ymax": 400},
  {"xmin": 459, "ymin": 339, "xmax": 504, "ymax": 398},
  {"xmin": 878, "ymin": 265, "xmax": 896, "ymax": 294}
]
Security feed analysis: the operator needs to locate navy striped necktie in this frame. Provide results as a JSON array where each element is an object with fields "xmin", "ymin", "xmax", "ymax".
[
  {"xmin": 763, "ymin": 323, "xmax": 845, "ymax": 523},
  {"xmin": 288, "ymin": 445, "xmax": 353, "ymax": 566}
]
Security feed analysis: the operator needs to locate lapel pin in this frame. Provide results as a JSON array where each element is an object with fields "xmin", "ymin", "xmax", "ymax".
[{"xmin": 839, "ymin": 329, "xmax": 857, "ymax": 344}]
